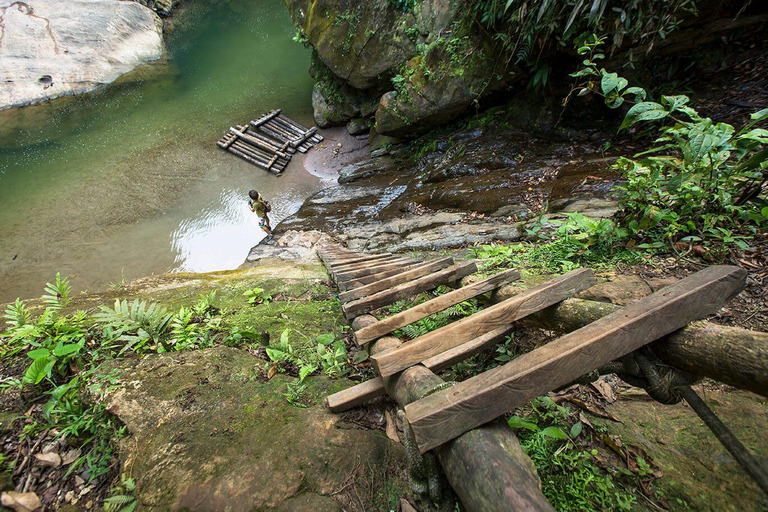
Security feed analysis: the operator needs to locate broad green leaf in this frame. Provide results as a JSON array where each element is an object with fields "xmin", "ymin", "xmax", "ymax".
[
  {"xmin": 662, "ymin": 95, "xmax": 690, "ymax": 112},
  {"xmin": 739, "ymin": 128, "xmax": 768, "ymax": 144},
  {"xmin": 600, "ymin": 72, "xmax": 628, "ymax": 95},
  {"xmin": 624, "ymin": 86, "xmax": 646, "ymax": 101},
  {"xmin": 352, "ymin": 350, "xmax": 369, "ymax": 364},
  {"xmin": 570, "ymin": 421, "xmax": 584, "ymax": 438},
  {"xmin": 317, "ymin": 333, "xmax": 335, "ymax": 346},
  {"xmin": 27, "ymin": 348, "xmax": 51, "ymax": 360},
  {"xmin": 540, "ymin": 426, "xmax": 569, "ymax": 440},
  {"xmin": 762, "ymin": 207, "xmax": 768, "ymax": 219},
  {"xmin": 280, "ymin": 329, "xmax": 290, "ymax": 344},
  {"xmin": 621, "ymin": 101, "xmax": 667, "ymax": 129},
  {"xmin": 750, "ymin": 108, "xmax": 768, "ymax": 122},
  {"xmin": 53, "ymin": 344, "xmax": 82, "ymax": 357},
  {"xmin": 507, "ymin": 416, "xmax": 540, "ymax": 431},
  {"xmin": 23, "ymin": 357, "xmax": 50, "ymax": 385},
  {"xmin": 688, "ymin": 133, "xmax": 717, "ymax": 163}
]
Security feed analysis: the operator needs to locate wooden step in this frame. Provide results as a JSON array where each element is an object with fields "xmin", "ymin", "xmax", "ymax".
[
  {"xmin": 371, "ymin": 268, "xmax": 598, "ymax": 378},
  {"xmin": 338, "ymin": 265, "xmax": 426, "ymax": 291},
  {"xmin": 342, "ymin": 262, "xmax": 477, "ymax": 319},
  {"xmin": 354, "ymin": 268, "xmax": 522, "ymax": 346},
  {"xmin": 338, "ymin": 258, "xmax": 455, "ymax": 301},
  {"xmin": 331, "ymin": 258, "xmax": 417, "ymax": 280},
  {"xmin": 325, "ymin": 326, "xmax": 515, "ymax": 412},
  {"xmin": 334, "ymin": 260, "xmax": 418, "ymax": 282},
  {"xmin": 404, "ymin": 265, "xmax": 747, "ymax": 453}
]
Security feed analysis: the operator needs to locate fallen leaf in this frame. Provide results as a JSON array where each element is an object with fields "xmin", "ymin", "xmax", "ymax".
[
  {"xmin": 267, "ymin": 364, "xmax": 278, "ymax": 380},
  {"xmin": 34, "ymin": 452, "xmax": 61, "ymax": 468},
  {"xmin": 591, "ymin": 378, "xmax": 617, "ymax": 403},
  {"xmin": 384, "ymin": 410, "xmax": 400, "ymax": 443},
  {"xmin": 578, "ymin": 412, "xmax": 594, "ymax": 430},
  {"xmin": 400, "ymin": 498, "xmax": 418, "ymax": 512},
  {"xmin": 60, "ymin": 449, "xmax": 81, "ymax": 466},
  {"xmin": 1, "ymin": 491, "xmax": 43, "ymax": 512},
  {"xmin": 561, "ymin": 395, "xmax": 621, "ymax": 422}
]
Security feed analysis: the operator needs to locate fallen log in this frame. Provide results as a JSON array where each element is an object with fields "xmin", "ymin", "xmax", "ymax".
[
  {"xmin": 520, "ymin": 298, "xmax": 768, "ymax": 397},
  {"xmin": 353, "ymin": 315, "xmax": 554, "ymax": 512}
]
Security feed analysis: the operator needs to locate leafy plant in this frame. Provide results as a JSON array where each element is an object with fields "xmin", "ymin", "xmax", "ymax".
[
  {"xmin": 103, "ymin": 474, "xmax": 137, "ymax": 512},
  {"xmin": 94, "ymin": 299, "xmax": 174, "ymax": 353},
  {"xmin": 316, "ymin": 333, "xmax": 348, "ymax": 377},
  {"xmin": 243, "ymin": 287, "xmax": 272, "ymax": 306},
  {"xmin": 42, "ymin": 273, "xmax": 72, "ymax": 311},
  {"xmin": 571, "ymin": 35, "xmax": 768, "ymax": 254}
]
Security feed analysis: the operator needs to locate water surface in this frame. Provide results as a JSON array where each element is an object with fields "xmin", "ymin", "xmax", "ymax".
[{"xmin": 0, "ymin": 0, "xmax": 322, "ymax": 302}]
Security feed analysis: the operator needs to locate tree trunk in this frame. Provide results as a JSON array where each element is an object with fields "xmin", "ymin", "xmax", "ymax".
[{"xmin": 521, "ymin": 298, "xmax": 768, "ymax": 397}]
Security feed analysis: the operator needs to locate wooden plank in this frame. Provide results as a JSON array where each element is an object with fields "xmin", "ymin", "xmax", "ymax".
[
  {"xmin": 273, "ymin": 116, "xmax": 305, "ymax": 135},
  {"xmin": 331, "ymin": 258, "xmax": 416, "ymax": 278},
  {"xmin": 326, "ymin": 326, "xmax": 514, "ymax": 412},
  {"xmin": 354, "ymin": 268, "xmax": 522, "ymax": 346},
  {"xmin": 342, "ymin": 261, "xmax": 477, "ymax": 319},
  {"xmin": 372, "ymin": 268, "xmax": 597, "ymax": 378},
  {"xmin": 338, "ymin": 265, "xmax": 424, "ymax": 291},
  {"xmin": 327, "ymin": 253, "xmax": 396, "ymax": 269},
  {"xmin": 334, "ymin": 260, "xmax": 417, "ymax": 281},
  {"xmin": 405, "ymin": 265, "xmax": 747, "ymax": 453},
  {"xmin": 338, "ymin": 258, "xmax": 455, "ymax": 299}
]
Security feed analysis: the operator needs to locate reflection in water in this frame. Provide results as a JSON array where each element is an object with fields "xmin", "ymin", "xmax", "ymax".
[{"xmin": 0, "ymin": 0, "xmax": 320, "ymax": 302}]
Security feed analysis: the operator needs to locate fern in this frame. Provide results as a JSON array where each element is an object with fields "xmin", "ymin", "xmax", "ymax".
[
  {"xmin": 3, "ymin": 299, "xmax": 31, "ymax": 331},
  {"xmin": 42, "ymin": 273, "xmax": 71, "ymax": 310},
  {"xmin": 94, "ymin": 299, "xmax": 173, "ymax": 353}
]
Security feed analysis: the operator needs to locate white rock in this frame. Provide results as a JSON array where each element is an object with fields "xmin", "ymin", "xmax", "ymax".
[{"xmin": 0, "ymin": 0, "xmax": 163, "ymax": 110}]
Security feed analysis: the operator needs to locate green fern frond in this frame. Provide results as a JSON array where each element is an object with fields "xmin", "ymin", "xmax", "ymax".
[
  {"xmin": 3, "ymin": 299, "xmax": 31, "ymax": 330},
  {"xmin": 42, "ymin": 273, "xmax": 71, "ymax": 310}
]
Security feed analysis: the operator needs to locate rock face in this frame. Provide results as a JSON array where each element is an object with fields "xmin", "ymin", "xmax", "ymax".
[
  {"xmin": 100, "ymin": 347, "xmax": 405, "ymax": 511},
  {"xmin": 0, "ymin": 0, "xmax": 163, "ymax": 110},
  {"xmin": 283, "ymin": 0, "xmax": 506, "ymax": 137}
]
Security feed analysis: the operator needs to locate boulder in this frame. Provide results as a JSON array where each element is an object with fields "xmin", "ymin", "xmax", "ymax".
[
  {"xmin": 0, "ymin": 0, "xmax": 163, "ymax": 110},
  {"xmin": 312, "ymin": 84, "xmax": 360, "ymax": 128}
]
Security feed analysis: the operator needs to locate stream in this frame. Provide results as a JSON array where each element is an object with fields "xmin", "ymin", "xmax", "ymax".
[{"xmin": 0, "ymin": 0, "xmax": 324, "ymax": 303}]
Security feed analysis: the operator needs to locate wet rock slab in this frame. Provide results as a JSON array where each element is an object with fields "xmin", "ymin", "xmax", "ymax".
[{"xmin": 99, "ymin": 347, "xmax": 403, "ymax": 511}]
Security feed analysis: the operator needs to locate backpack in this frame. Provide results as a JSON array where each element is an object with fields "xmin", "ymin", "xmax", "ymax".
[{"xmin": 263, "ymin": 200, "xmax": 272, "ymax": 213}]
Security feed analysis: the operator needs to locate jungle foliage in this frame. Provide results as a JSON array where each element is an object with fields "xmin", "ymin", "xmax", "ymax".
[{"xmin": 463, "ymin": 0, "xmax": 697, "ymax": 66}]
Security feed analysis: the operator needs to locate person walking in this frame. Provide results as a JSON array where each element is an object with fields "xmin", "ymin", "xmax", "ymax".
[{"xmin": 248, "ymin": 190, "xmax": 273, "ymax": 239}]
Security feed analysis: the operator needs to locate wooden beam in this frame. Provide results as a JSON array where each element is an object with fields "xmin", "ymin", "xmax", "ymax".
[
  {"xmin": 326, "ymin": 326, "xmax": 515, "ymax": 412},
  {"xmin": 330, "ymin": 256, "xmax": 409, "ymax": 275},
  {"xmin": 354, "ymin": 269, "xmax": 522, "ymax": 346},
  {"xmin": 230, "ymin": 128, "xmax": 289, "ymax": 159},
  {"xmin": 342, "ymin": 262, "xmax": 478, "ymax": 319},
  {"xmin": 353, "ymin": 316, "xmax": 554, "ymax": 511},
  {"xmin": 250, "ymin": 109, "xmax": 281, "ymax": 127},
  {"xmin": 337, "ymin": 258, "xmax": 455, "ymax": 301},
  {"xmin": 522, "ymin": 298, "xmax": 768, "ymax": 398},
  {"xmin": 327, "ymin": 253, "xmax": 394, "ymax": 268},
  {"xmin": 334, "ymin": 260, "xmax": 417, "ymax": 281},
  {"xmin": 405, "ymin": 265, "xmax": 747, "ymax": 453},
  {"xmin": 338, "ymin": 265, "xmax": 426, "ymax": 291},
  {"xmin": 372, "ymin": 268, "xmax": 598, "ymax": 378}
]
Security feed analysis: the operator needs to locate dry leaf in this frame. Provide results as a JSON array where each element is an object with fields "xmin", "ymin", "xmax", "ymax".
[
  {"xmin": 267, "ymin": 364, "xmax": 278, "ymax": 380},
  {"xmin": 400, "ymin": 498, "xmax": 418, "ymax": 512},
  {"xmin": 61, "ymin": 449, "xmax": 81, "ymax": 466},
  {"xmin": 591, "ymin": 378, "xmax": 617, "ymax": 403},
  {"xmin": 384, "ymin": 410, "xmax": 400, "ymax": 443},
  {"xmin": 1, "ymin": 491, "xmax": 43, "ymax": 512},
  {"xmin": 34, "ymin": 452, "xmax": 61, "ymax": 468},
  {"xmin": 562, "ymin": 395, "xmax": 621, "ymax": 422},
  {"xmin": 578, "ymin": 411, "xmax": 593, "ymax": 430}
]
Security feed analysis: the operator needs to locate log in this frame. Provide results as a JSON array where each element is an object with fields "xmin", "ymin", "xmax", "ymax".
[
  {"xmin": 230, "ymin": 128, "xmax": 289, "ymax": 159},
  {"xmin": 405, "ymin": 265, "xmax": 747, "ymax": 453},
  {"xmin": 338, "ymin": 258, "xmax": 455, "ymax": 301},
  {"xmin": 373, "ymin": 268, "xmax": 597, "ymax": 378},
  {"xmin": 342, "ymin": 262, "xmax": 477, "ymax": 319},
  {"xmin": 226, "ymin": 146, "xmax": 277, "ymax": 173},
  {"xmin": 354, "ymin": 269, "xmax": 522, "ymax": 346},
  {"xmin": 289, "ymin": 126, "xmax": 318, "ymax": 148},
  {"xmin": 250, "ymin": 109, "xmax": 281, "ymax": 127},
  {"xmin": 326, "ymin": 326, "xmax": 514, "ymax": 412},
  {"xmin": 353, "ymin": 315, "xmax": 554, "ymax": 512},
  {"xmin": 522, "ymin": 298, "xmax": 768, "ymax": 397}
]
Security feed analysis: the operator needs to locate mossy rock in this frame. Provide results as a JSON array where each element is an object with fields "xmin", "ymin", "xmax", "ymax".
[{"xmin": 100, "ymin": 347, "xmax": 407, "ymax": 510}]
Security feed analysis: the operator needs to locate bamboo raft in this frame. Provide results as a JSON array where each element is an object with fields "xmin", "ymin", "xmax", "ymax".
[{"xmin": 216, "ymin": 109, "xmax": 322, "ymax": 174}]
